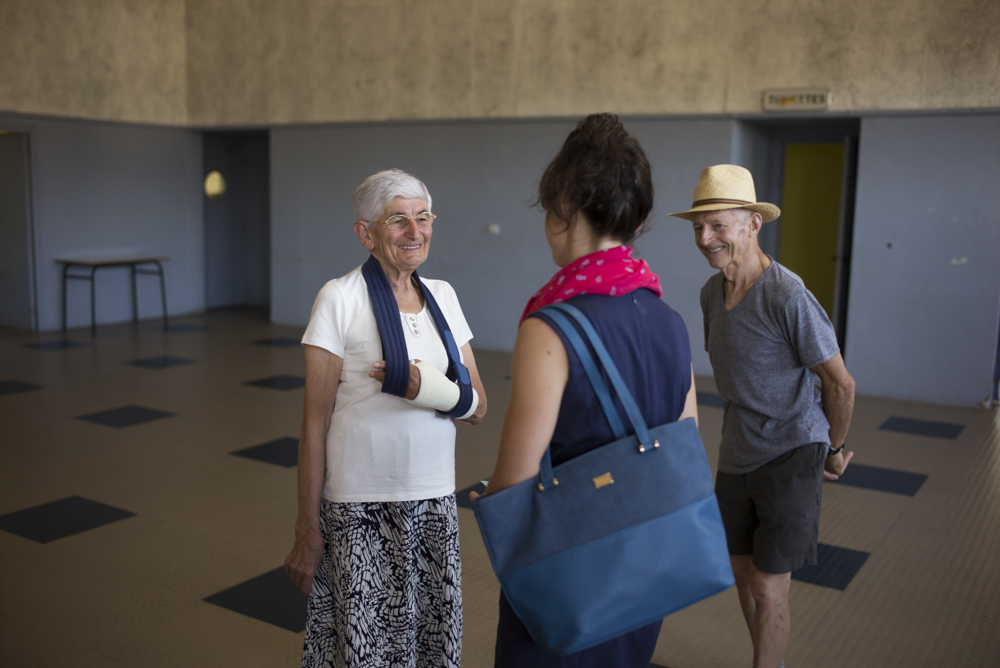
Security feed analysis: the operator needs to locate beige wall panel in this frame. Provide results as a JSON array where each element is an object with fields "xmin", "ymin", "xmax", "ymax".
[
  {"xmin": 183, "ymin": 0, "xmax": 997, "ymax": 125},
  {"xmin": 429, "ymin": 0, "xmax": 476, "ymax": 119},
  {"xmin": 313, "ymin": 1, "xmax": 397, "ymax": 123},
  {"xmin": 255, "ymin": 1, "xmax": 315, "ymax": 124},
  {"xmin": 508, "ymin": 0, "xmax": 733, "ymax": 117},
  {"xmin": 187, "ymin": 0, "xmax": 432, "ymax": 125},
  {"xmin": 845, "ymin": 0, "xmax": 933, "ymax": 110},
  {"xmin": 470, "ymin": 0, "xmax": 519, "ymax": 117},
  {"xmin": 0, "ymin": 0, "xmax": 187, "ymax": 125},
  {"xmin": 920, "ymin": 0, "xmax": 1000, "ymax": 108},
  {"xmin": 723, "ymin": 0, "xmax": 864, "ymax": 112},
  {"xmin": 305, "ymin": 4, "xmax": 357, "ymax": 122},
  {"xmin": 5, "ymin": 0, "xmax": 996, "ymax": 125},
  {"xmin": 388, "ymin": 0, "xmax": 474, "ymax": 120},
  {"xmin": 511, "ymin": 0, "xmax": 576, "ymax": 117},
  {"xmin": 610, "ymin": 0, "xmax": 730, "ymax": 114},
  {"xmin": 186, "ymin": 0, "xmax": 284, "ymax": 126},
  {"xmin": 560, "ymin": 0, "xmax": 623, "ymax": 113}
]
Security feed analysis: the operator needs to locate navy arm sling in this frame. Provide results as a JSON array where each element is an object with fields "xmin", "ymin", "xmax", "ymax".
[{"xmin": 361, "ymin": 254, "xmax": 474, "ymax": 418}]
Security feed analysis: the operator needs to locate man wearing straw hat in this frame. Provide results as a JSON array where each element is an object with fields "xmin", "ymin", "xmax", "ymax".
[{"xmin": 671, "ymin": 164, "xmax": 856, "ymax": 668}]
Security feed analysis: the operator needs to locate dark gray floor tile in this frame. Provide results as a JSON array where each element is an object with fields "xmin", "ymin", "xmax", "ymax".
[
  {"xmin": 204, "ymin": 566, "xmax": 307, "ymax": 632},
  {"xmin": 0, "ymin": 496, "xmax": 135, "ymax": 543},
  {"xmin": 792, "ymin": 543, "xmax": 870, "ymax": 591},
  {"xmin": 879, "ymin": 416, "xmax": 964, "ymax": 439},
  {"xmin": 832, "ymin": 463, "xmax": 928, "ymax": 496},
  {"xmin": 125, "ymin": 355, "xmax": 195, "ymax": 369},
  {"xmin": 0, "ymin": 380, "xmax": 44, "ymax": 396},
  {"xmin": 456, "ymin": 481, "xmax": 488, "ymax": 510},
  {"xmin": 245, "ymin": 375, "xmax": 305, "ymax": 391},
  {"xmin": 163, "ymin": 323, "xmax": 209, "ymax": 333},
  {"xmin": 25, "ymin": 340, "xmax": 89, "ymax": 350},
  {"xmin": 76, "ymin": 405, "xmax": 176, "ymax": 428},
  {"xmin": 697, "ymin": 391, "xmax": 725, "ymax": 408},
  {"xmin": 232, "ymin": 437, "xmax": 299, "ymax": 467},
  {"xmin": 253, "ymin": 337, "xmax": 301, "ymax": 348}
]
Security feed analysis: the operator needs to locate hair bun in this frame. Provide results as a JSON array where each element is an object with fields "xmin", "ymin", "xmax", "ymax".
[{"xmin": 537, "ymin": 114, "xmax": 653, "ymax": 244}]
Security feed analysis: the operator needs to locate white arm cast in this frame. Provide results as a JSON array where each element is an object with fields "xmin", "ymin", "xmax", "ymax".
[{"xmin": 406, "ymin": 360, "xmax": 479, "ymax": 419}]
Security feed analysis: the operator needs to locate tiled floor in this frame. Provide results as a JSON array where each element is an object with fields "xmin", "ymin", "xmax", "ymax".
[
  {"xmin": 126, "ymin": 354, "xmax": 196, "ymax": 369},
  {"xmin": 1, "ymin": 308, "xmax": 998, "ymax": 667},
  {"xmin": 0, "ymin": 495, "xmax": 136, "ymax": 544},
  {"xmin": 232, "ymin": 437, "xmax": 301, "ymax": 468}
]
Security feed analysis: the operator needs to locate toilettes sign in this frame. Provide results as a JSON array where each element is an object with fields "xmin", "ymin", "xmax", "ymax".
[{"xmin": 762, "ymin": 89, "xmax": 831, "ymax": 112}]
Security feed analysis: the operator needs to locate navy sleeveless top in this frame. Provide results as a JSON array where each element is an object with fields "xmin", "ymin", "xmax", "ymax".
[
  {"xmin": 531, "ymin": 289, "xmax": 693, "ymax": 467},
  {"xmin": 496, "ymin": 288, "xmax": 693, "ymax": 668}
]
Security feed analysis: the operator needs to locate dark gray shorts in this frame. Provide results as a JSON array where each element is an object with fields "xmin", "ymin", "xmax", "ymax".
[{"xmin": 714, "ymin": 442, "xmax": 826, "ymax": 575}]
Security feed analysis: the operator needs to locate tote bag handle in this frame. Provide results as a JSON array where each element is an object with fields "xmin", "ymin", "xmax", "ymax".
[{"xmin": 535, "ymin": 303, "xmax": 658, "ymax": 490}]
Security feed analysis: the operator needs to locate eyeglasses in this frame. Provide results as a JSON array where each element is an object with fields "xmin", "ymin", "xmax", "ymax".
[{"xmin": 372, "ymin": 213, "xmax": 436, "ymax": 230}]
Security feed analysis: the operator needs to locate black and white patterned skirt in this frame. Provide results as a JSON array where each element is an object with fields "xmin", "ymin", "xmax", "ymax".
[{"xmin": 302, "ymin": 494, "xmax": 462, "ymax": 668}]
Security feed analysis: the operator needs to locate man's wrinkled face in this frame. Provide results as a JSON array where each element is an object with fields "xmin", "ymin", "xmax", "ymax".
[{"xmin": 691, "ymin": 209, "xmax": 757, "ymax": 270}]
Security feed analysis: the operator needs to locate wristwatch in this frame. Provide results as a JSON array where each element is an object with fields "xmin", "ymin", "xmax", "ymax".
[{"xmin": 827, "ymin": 445, "xmax": 845, "ymax": 457}]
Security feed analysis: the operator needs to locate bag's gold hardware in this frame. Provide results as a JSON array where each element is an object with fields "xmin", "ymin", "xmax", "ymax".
[
  {"xmin": 553, "ymin": 478, "xmax": 559, "ymax": 487},
  {"xmin": 639, "ymin": 440, "xmax": 659, "ymax": 453},
  {"xmin": 593, "ymin": 472, "xmax": 614, "ymax": 489}
]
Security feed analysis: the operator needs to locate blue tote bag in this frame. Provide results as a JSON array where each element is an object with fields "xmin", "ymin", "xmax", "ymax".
[{"xmin": 473, "ymin": 302, "xmax": 734, "ymax": 655}]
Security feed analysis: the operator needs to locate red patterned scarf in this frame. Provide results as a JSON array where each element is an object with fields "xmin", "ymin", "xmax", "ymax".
[{"xmin": 520, "ymin": 245, "xmax": 662, "ymax": 325}]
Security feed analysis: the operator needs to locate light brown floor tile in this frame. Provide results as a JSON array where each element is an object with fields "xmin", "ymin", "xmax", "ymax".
[{"xmin": 2, "ymin": 309, "xmax": 999, "ymax": 668}]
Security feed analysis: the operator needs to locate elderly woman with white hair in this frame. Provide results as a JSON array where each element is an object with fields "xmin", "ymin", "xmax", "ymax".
[{"xmin": 285, "ymin": 169, "xmax": 487, "ymax": 668}]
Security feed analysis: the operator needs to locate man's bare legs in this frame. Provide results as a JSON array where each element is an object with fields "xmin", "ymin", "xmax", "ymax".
[
  {"xmin": 731, "ymin": 556, "xmax": 758, "ymax": 635},
  {"xmin": 731, "ymin": 555, "xmax": 791, "ymax": 668}
]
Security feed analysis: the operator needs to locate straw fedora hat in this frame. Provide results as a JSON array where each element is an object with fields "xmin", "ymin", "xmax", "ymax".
[{"xmin": 669, "ymin": 164, "xmax": 781, "ymax": 223}]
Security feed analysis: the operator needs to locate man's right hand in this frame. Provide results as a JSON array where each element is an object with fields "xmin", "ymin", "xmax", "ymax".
[
  {"xmin": 284, "ymin": 531, "xmax": 324, "ymax": 595},
  {"xmin": 823, "ymin": 449, "xmax": 853, "ymax": 481}
]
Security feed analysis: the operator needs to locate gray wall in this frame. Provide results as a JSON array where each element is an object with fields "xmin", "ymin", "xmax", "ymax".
[
  {"xmin": 270, "ymin": 117, "xmax": 732, "ymax": 373},
  {"xmin": 5, "ymin": 109, "xmax": 997, "ymax": 406},
  {"xmin": 273, "ymin": 112, "xmax": 1000, "ymax": 407},
  {"xmin": 846, "ymin": 113, "xmax": 1000, "ymax": 407},
  {"xmin": 204, "ymin": 132, "xmax": 270, "ymax": 309},
  {"xmin": 0, "ymin": 114, "xmax": 204, "ymax": 331}
]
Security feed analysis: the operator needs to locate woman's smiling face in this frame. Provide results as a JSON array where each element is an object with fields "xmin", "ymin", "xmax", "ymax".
[{"xmin": 367, "ymin": 197, "xmax": 433, "ymax": 275}]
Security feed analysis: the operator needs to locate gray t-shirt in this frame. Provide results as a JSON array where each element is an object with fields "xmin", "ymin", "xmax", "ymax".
[{"xmin": 701, "ymin": 260, "xmax": 840, "ymax": 474}]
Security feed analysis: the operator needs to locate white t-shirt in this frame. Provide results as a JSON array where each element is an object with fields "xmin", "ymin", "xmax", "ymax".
[{"xmin": 301, "ymin": 265, "xmax": 474, "ymax": 503}]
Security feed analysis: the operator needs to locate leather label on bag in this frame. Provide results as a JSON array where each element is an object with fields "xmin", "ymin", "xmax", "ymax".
[{"xmin": 593, "ymin": 472, "xmax": 614, "ymax": 489}]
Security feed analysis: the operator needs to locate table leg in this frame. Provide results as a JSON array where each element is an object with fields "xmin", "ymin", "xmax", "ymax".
[
  {"xmin": 62, "ymin": 263, "xmax": 69, "ymax": 332},
  {"xmin": 155, "ymin": 261, "xmax": 168, "ymax": 331},
  {"xmin": 90, "ymin": 266, "xmax": 97, "ymax": 336},
  {"xmin": 131, "ymin": 263, "xmax": 138, "ymax": 324}
]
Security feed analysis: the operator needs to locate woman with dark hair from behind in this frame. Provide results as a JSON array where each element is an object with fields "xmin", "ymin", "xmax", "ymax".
[{"xmin": 472, "ymin": 114, "xmax": 699, "ymax": 666}]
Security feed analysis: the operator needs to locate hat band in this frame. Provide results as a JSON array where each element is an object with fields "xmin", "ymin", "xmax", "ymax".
[{"xmin": 692, "ymin": 197, "xmax": 754, "ymax": 207}]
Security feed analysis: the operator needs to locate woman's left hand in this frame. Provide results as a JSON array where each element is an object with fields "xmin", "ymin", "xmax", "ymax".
[
  {"xmin": 285, "ymin": 530, "xmax": 325, "ymax": 596},
  {"xmin": 370, "ymin": 360, "xmax": 421, "ymax": 399}
]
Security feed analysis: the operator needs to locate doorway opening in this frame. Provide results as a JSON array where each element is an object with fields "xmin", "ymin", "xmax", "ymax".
[
  {"xmin": 0, "ymin": 131, "xmax": 38, "ymax": 331},
  {"xmin": 202, "ymin": 131, "xmax": 270, "ymax": 313},
  {"xmin": 734, "ymin": 119, "xmax": 860, "ymax": 352}
]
